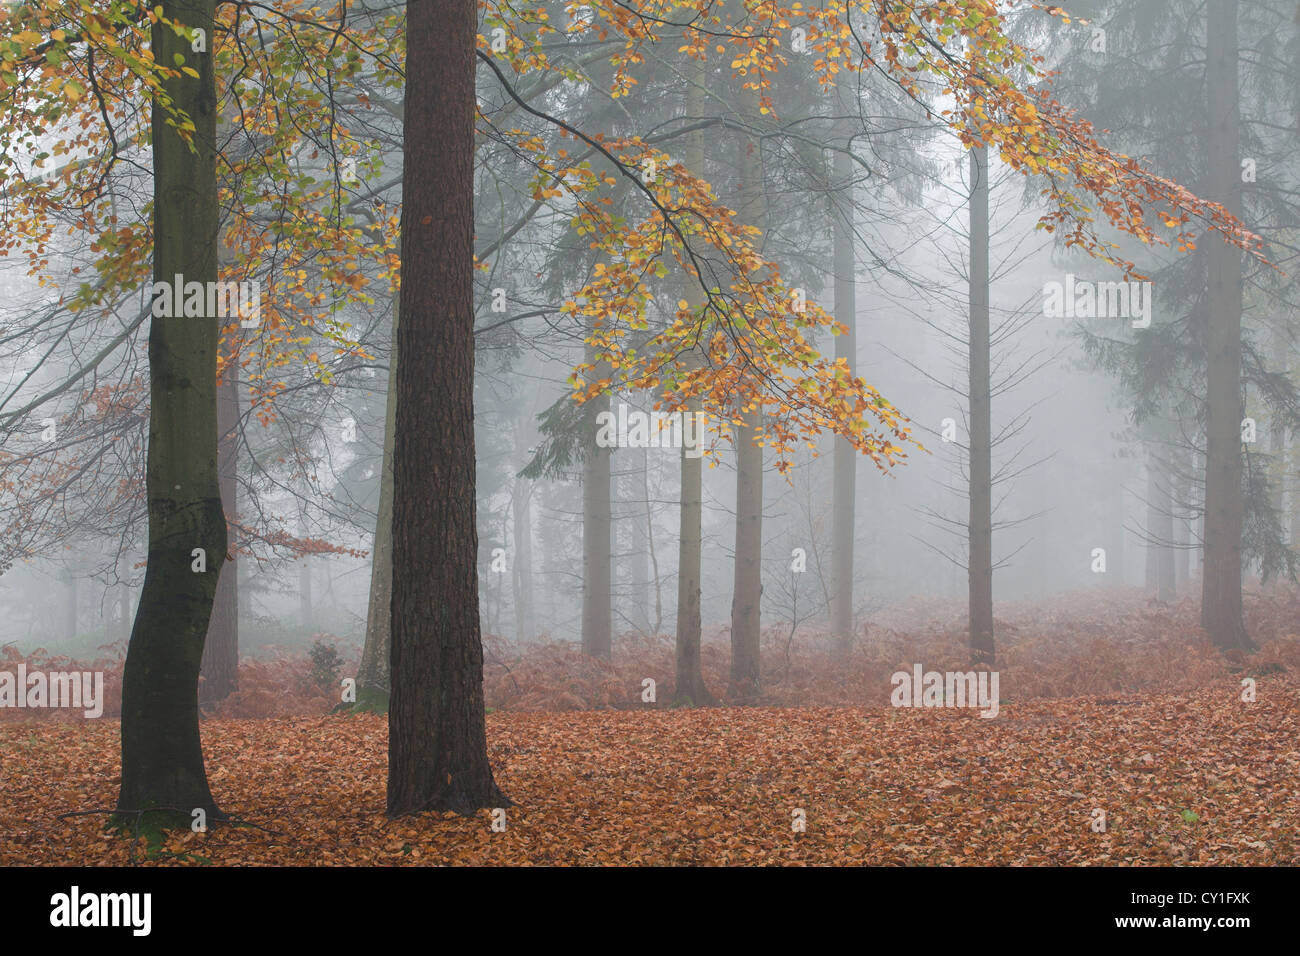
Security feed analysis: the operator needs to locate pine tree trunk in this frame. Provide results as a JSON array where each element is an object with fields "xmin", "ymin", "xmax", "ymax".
[
  {"xmin": 830, "ymin": 82, "xmax": 857, "ymax": 659},
  {"xmin": 116, "ymin": 0, "xmax": 224, "ymax": 829},
  {"xmin": 1201, "ymin": 0, "xmax": 1253, "ymax": 650},
  {"xmin": 386, "ymin": 0, "xmax": 506, "ymax": 816},
  {"xmin": 967, "ymin": 146, "xmax": 994, "ymax": 666}
]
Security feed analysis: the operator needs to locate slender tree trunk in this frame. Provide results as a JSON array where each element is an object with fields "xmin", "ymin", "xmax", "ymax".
[
  {"xmin": 356, "ymin": 310, "xmax": 397, "ymax": 703},
  {"xmin": 1269, "ymin": 325, "xmax": 1287, "ymax": 522},
  {"xmin": 643, "ymin": 445, "xmax": 662, "ymax": 636},
  {"xmin": 63, "ymin": 566, "xmax": 77, "ymax": 640},
  {"xmin": 967, "ymin": 146, "xmax": 994, "ymax": 666},
  {"xmin": 729, "ymin": 88, "xmax": 765, "ymax": 703},
  {"xmin": 116, "ymin": 0, "xmax": 224, "ymax": 828},
  {"xmin": 117, "ymin": 552, "xmax": 132, "ymax": 643},
  {"xmin": 1147, "ymin": 444, "xmax": 1176, "ymax": 602},
  {"xmin": 625, "ymin": 465, "xmax": 650, "ymax": 633},
  {"xmin": 512, "ymin": 474, "xmax": 535, "ymax": 643},
  {"xmin": 1175, "ymin": 444, "xmax": 1192, "ymax": 588},
  {"xmin": 198, "ymin": 59, "xmax": 243, "ymax": 705},
  {"xmin": 298, "ymin": 539, "xmax": 313, "ymax": 631},
  {"xmin": 386, "ymin": 0, "xmax": 506, "ymax": 816},
  {"xmin": 199, "ymin": 370, "xmax": 239, "ymax": 703},
  {"xmin": 830, "ymin": 81, "xmax": 858, "ymax": 659},
  {"xmin": 1201, "ymin": 0, "xmax": 1253, "ymax": 650},
  {"xmin": 581, "ymin": 340, "xmax": 613, "ymax": 659},
  {"xmin": 674, "ymin": 56, "xmax": 713, "ymax": 706}
]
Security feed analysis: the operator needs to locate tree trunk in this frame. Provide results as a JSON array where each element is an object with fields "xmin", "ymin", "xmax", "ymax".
[
  {"xmin": 386, "ymin": 0, "xmax": 507, "ymax": 816},
  {"xmin": 63, "ymin": 566, "xmax": 77, "ymax": 640},
  {"xmin": 116, "ymin": 0, "xmax": 224, "ymax": 829},
  {"xmin": 642, "ymin": 444, "xmax": 662, "ymax": 636},
  {"xmin": 624, "ymin": 463, "xmax": 650, "ymax": 633},
  {"xmin": 356, "ymin": 305, "xmax": 398, "ymax": 703},
  {"xmin": 581, "ymin": 340, "xmax": 613, "ymax": 659},
  {"xmin": 117, "ymin": 552, "xmax": 132, "ymax": 644},
  {"xmin": 1201, "ymin": 0, "xmax": 1253, "ymax": 650},
  {"xmin": 1175, "ymin": 444, "xmax": 1192, "ymax": 588},
  {"xmin": 967, "ymin": 146, "xmax": 994, "ymax": 666},
  {"xmin": 199, "ymin": 369, "xmax": 239, "ymax": 704},
  {"xmin": 298, "ymin": 540, "xmax": 313, "ymax": 631},
  {"xmin": 729, "ymin": 89, "xmax": 765, "ymax": 703},
  {"xmin": 830, "ymin": 81, "xmax": 858, "ymax": 659},
  {"xmin": 1269, "ymin": 325, "xmax": 1287, "ymax": 521},
  {"xmin": 1146, "ymin": 444, "xmax": 1176, "ymax": 602},
  {"xmin": 511, "ymin": 473, "xmax": 535, "ymax": 643},
  {"xmin": 674, "ymin": 56, "xmax": 713, "ymax": 707}
]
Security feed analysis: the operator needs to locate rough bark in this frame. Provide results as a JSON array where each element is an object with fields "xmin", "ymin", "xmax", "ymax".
[
  {"xmin": 1201, "ymin": 0, "xmax": 1253, "ymax": 650},
  {"xmin": 115, "ymin": 0, "xmax": 225, "ymax": 829},
  {"xmin": 386, "ymin": 0, "xmax": 507, "ymax": 816},
  {"xmin": 967, "ymin": 146, "xmax": 994, "ymax": 667}
]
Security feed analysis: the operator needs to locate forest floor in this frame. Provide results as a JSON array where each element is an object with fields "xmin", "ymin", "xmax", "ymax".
[{"xmin": 2, "ymin": 679, "xmax": 1297, "ymax": 865}]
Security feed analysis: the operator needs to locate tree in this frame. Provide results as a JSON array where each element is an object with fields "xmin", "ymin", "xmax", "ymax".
[
  {"xmin": 1201, "ymin": 0, "xmax": 1253, "ymax": 650},
  {"xmin": 115, "ymin": 0, "xmax": 225, "ymax": 828},
  {"xmin": 829, "ymin": 79, "xmax": 858, "ymax": 659},
  {"xmin": 967, "ymin": 144, "xmax": 994, "ymax": 666},
  {"xmin": 581, "ymin": 339, "xmax": 613, "ymax": 659},
  {"xmin": 354, "ymin": 309, "xmax": 397, "ymax": 708},
  {"xmin": 728, "ymin": 79, "xmax": 766, "ymax": 703},
  {"xmin": 386, "ymin": 0, "xmax": 508, "ymax": 816}
]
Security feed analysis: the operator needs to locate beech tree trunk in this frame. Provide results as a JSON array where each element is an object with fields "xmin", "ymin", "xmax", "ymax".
[
  {"xmin": 116, "ymin": 0, "xmax": 225, "ymax": 829},
  {"xmin": 1201, "ymin": 0, "xmax": 1253, "ymax": 650},
  {"xmin": 386, "ymin": 0, "xmax": 507, "ymax": 816},
  {"xmin": 967, "ymin": 146, "xmax": 994, "ymax": 666}
]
